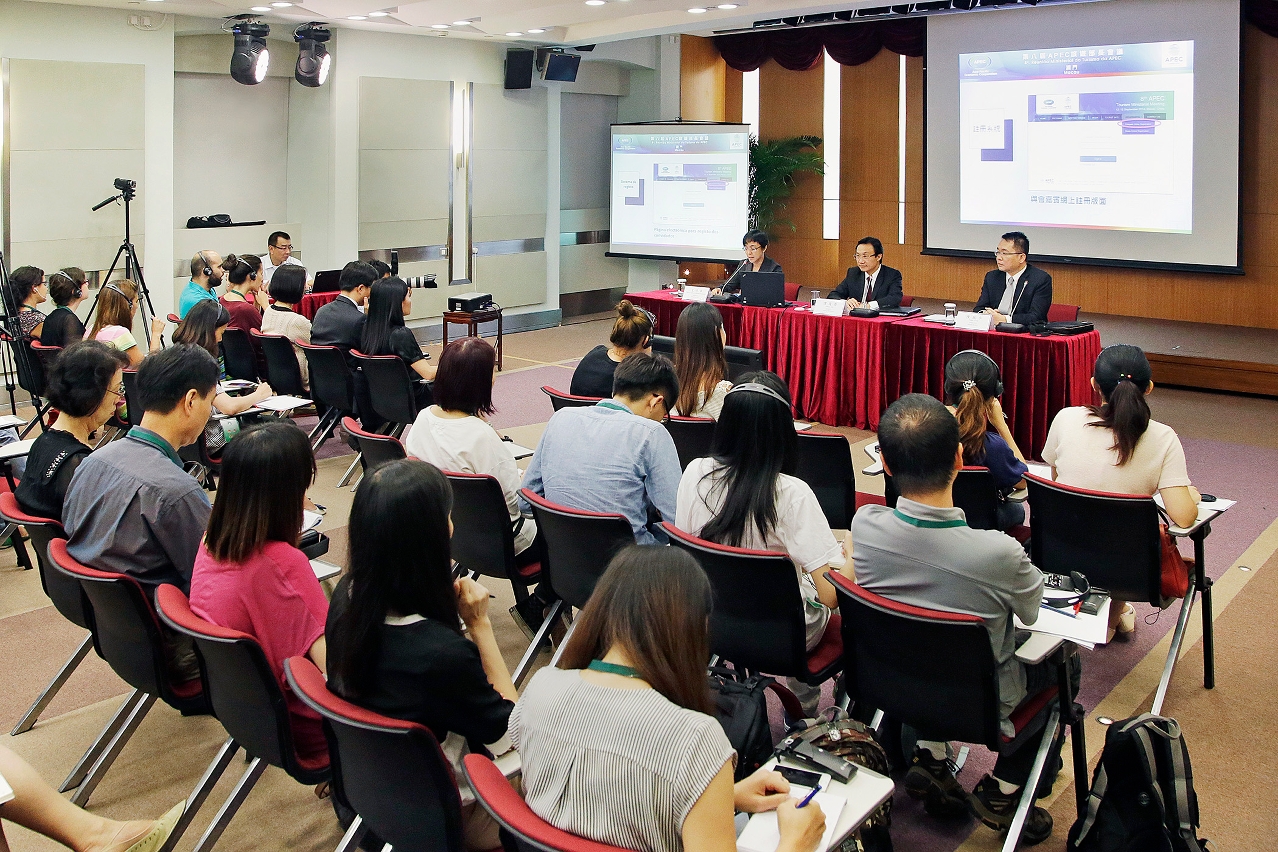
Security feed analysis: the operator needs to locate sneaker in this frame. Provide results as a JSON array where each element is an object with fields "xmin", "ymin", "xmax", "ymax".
[
  {"xmin": 903, "ymin": 747, "xmax": 969, "ymax": 818},
  {"xmin": 968, "ymin": 776, "xmax": 1053, "ymax": 846}
]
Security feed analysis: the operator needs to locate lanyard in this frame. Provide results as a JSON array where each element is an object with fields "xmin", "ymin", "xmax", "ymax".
[{"xmin": 587, "ymin": 660, "xmax": 644, "ymax": 679}]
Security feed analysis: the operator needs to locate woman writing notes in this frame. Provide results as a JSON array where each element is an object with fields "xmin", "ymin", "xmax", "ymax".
[{"xmin": 718, "ymin": 230, "xmax": 783, "ymax": 295}]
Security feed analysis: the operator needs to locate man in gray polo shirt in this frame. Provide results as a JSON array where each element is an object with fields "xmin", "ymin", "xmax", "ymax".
[
  {"xmin": 63, "ymin": 344, "xmax": 220, "ymax": 681},
  {"xmin": 853, "ymin": 394, "xmax": 1074, "ymax": 846}
]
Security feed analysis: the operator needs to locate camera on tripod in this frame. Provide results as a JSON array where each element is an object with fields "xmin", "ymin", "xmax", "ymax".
[
  {"xmin": 113, "ymin": 178, "xmax": 137, "ymax": 199},
  {"xmin": 402, "ymin": 274, "xmax": 438, "ymax": 289}
]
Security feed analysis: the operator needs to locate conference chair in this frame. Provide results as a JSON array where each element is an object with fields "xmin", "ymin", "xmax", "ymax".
[
  {"xmin": 1046, "ymin": 304, "xmax": 1080, "ymax": 322},
  {"xmin": 120, "ymin": 368, "xmax": 144, "ymax": 427},
  {"xmin": 882, "ymin": 467, "xmax": 1019, "ymax": 534},
  {"xmin": 46, "ymin": 540, "xmax": 210, "ymax": 807},
  {"xmin": 541, "ymin": 386, "xmax": 602, "ymax": 411},
  {"xmin": 29, "ymin": 339, "xmax": 62, "ymax": 382},
  {"xmin": 899, "ymin": 295, "xmax": 914, "ymax": 308},
  {"xmin": 724, "ymin": 345, "xmax": 764, "ymax": 380},
  {"xmin": 350, "ymin": 350, "xmax": 427, "ymax": 438},
  {"xmin": 464, "ymin": 753, "xmax": 635, "ymax": 852},
  {"xmin": 650, "ymin": 334, "xmax": 675, "ymax": 361},
  {"xmin": 12, "ymin": 337, "xmax": 52, "ymax": 433},
  {"xmin": 446, "ymin": 470, "xmax": 543, "ymax": 619},
  {"xmin": 286, "ymin": 657, "xmax": 466, "ymax": 852},
  {"xmin": 341, "ymin": 416, "xmax": 406, "ymax": 473},
  {"xmin": 154, "ymin": 586, "xmax": 331, "ymax": 852},
  {"xmin": 1025, "ymin": 474, "xmax": 1213, "ymax": 714},
  {"xmin": 219, "ymin": 327, "xmax": 259, "ymax": 382},
  {"xmin": 794, "ymin": 430, "xmax": 857, "ymax": 529},
  {"xmin": 0, "ymin": 493, "xmax": 80, "ymax": 735},
  {"xmin": 830, "ymin": 571, "xmax": 1087, "ymax": 852},
  {"xmin": 298, "ymin": 342, "xmax": 355, "ymax": 452},
  {"xmin": 515, "ymin": 488, "xmax": 635, "ymax": 686},
  {"xmin": 664, "ymin": 416, "xmax": 716, "ymax": 470},
  {"xmin": 250, "ymin": 329, "xmax": 308, "ymax": 397},
  {"xmin": 784, "ymin": 282, "xmax": 802, "ymax": 302},
  {"xmin": 661, "ymin": 522, "xmax": 843, "ymax": 693}
]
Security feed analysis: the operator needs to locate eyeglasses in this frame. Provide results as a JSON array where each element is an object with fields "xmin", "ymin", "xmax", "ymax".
[
  {"xmin": 271, "ymin": 244, "xmax": 293, "ymax": 252},
  {"xmin": 105, "ymin": 384, "xmax": 126, "ymax": 399},
  {"xmin": 994, "ymin": 250, "xmax": 1024, "ymax": 258},
  {"xmin": 854, "ymin": 253, "xmax": 879, "ymax": 260}
]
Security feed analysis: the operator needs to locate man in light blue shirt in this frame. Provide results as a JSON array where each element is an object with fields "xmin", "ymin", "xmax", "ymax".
[
  {"xmin": 178, "ymin": 250, "xmax": 224, "ymax": 318},
  {"xmin": 521, "ymin": 353, "xmax": 681, "ymax": 545}
]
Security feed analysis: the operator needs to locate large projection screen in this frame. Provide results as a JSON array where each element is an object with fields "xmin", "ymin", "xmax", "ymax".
[
  {"xmin": 609, "ymin": 123, "xmax": 751, "ymax": 263},
  {"xmin": 924, "ymin": 0, "xmax": 1241, "ymax": 272}
]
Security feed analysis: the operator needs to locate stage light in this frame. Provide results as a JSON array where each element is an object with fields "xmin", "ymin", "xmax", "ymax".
[
  {"xmin": 294, "ymin": 22, "xmax": 331, "ymax": 87},
  {"xmin": 229, "ymin": 19, "xmax": 270, "ymax": 85}
]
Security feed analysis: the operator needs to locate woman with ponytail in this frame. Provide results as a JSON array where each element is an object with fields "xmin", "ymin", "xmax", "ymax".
[
  {"xmin": 943, "ymin": 350, "xmax": 1028, "ymax": 530},
  {"xmin": 1042, "ymin": 344, "xmax": 1201, "ymax": 636}
]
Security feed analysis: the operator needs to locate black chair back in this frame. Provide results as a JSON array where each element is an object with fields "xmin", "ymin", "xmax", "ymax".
[
  {"xmin": 352, "ymin": 350, "xmax": 424, "ymax": 428},
  {"xmin": 341, "ymin": 416, "xmax": 406, "ymax": 471},
  {"xmin": 794, "ymin": 431, "xmax": 857, "ymax": 529},
  {"xmin": 156, "ymin": 586, "xmax": 327, "ymax": 782},
  {"xmin": 0, "ymin": 494, "xmax": 78, "ymax": 626},
  {"xmin": 251, "ymin": 330, "xmax": 308, "ymax": 397},
  {"xmin": 665, "ymin": 416, "xmax": 716, "ymax": 470},
  {"xmin": 120, "ymin": 369, "xmax": 144, "ymax": 427},
  {"xmin": 1025, "ymin": 473, "xmax": 1163, "ymax": 605},
  {"xmin": 540, "ymin": 386, "xmax": 601, "ymax": 412},
  {"xmin": 519, "ymin": 488, "xmax": 633, "ymax": 609},
  {"xmin": 447, "ymin": 472, "xmax": 521, "ymax": 582},
  {"xmin": 661, "ymin": 522, "xmax": 808, "ymax": 677},
  {"xmin": 650, "ymin": 334, "xmax": 675, "ymax": 360},
  {"xmin": 14, "ymin": 338, "xmax": 48, "ymax": 397},
  {"xmin": 287, "ymin": 657, "xmax": 465, "ymax": 852},
  {"xmin": 30, "ymin": 340, "xmax": 63, "ymax": 387},
  {"xmin": 219, "ymin": 327, "xmax": 259, "ymax": 382},
  {"xmin": 951, "ymin": 467, "xmax": 1002, "ymax": 531},
  {"xmin": 725, "ymin": 345, "xmax": 764, "ymax": 380},
  {"xmin": 299, "ymin": 342, "xmax": 355, "ymax": 413},
  {"xmin": 830, "ymin": 571, "xmax": 1001, "ymax": 750}
]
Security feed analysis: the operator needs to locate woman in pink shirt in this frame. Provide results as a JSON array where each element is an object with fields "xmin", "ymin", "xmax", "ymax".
[{"xmin": 189, "ymin": 421, "xmax": 328, "ymax": 762}]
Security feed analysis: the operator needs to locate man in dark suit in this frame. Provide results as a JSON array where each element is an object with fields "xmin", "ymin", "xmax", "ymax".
[
  {"xmin": 830, "ymin": 236, "xmax": 903, "ymax": 310},
  {"xmin": 974, "ymin": 231, "xmax": 1052, "ymax": 326},
  {"xmin": 310, "ymin": 260, "xmax": 377, "ymax": 363}
]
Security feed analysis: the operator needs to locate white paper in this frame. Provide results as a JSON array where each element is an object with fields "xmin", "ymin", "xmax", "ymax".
[
  {"xmin": 255, "ymin": 395, "xmax": 311, "ymax": 413},
  {"xmin": 503, "ymin": 441, "xmax": 535, "ymax": 460},
  {"xmin": 954, "ymin": 311, "xmax": 993, "ymax": 332},
  {"xmin": 811, "ymin": 298, "xmax": 847, "ymax": 317},
  {"xmin": 738, "ymin": 792, "xmax": 846, "ymax": 852},
  {"xmin": 0, "ymin": 414, "xmax": 27, "ymax": 428},
  {"xmin": 1025, "ymin": 463, "xmax": 1053, "ymax": 480},
  {"xmin": 218, "ymin": 379, "xmax": 257, "ymax": 393},
  {"xmin": 0, "ymin": 768, "xmax": 13, "ymax": 806},
  {"xmin": 311, "ymin": 559, "xmax": 341, "ymax": 582},
  {"xmin": 683, "ymin": 286, "xmax": 710, "ymax": 303},
  {"xmin": 793, "ymin": 421, "xmax": 813, "ymax": 432},
  {"xmin": 923, "ymin": 314, "xmax": 954, "ymax": 324},
  {"xmin": 302, "ymin": 510, "xmax": 324, "ymax": 532},
  {"xmin": 1016, "ymin": 596, "xmax": 1111, "ymax": 648}
]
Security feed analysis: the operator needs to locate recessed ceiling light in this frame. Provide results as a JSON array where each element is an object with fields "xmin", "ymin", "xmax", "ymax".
[
  {"xmin": 688, "ymin": 6, "xmax": 708, "ymax": 12},
  {"xmin": 506, "ymin": 31, "xmax": 522, "ymax": 36},
  {"xmin": 269, "ymin": 2, "xmax": 291, "ymax": 6},
  {"xmin": 717, "ymin": 2, "xmax": 738, "ymax": 7},
  {"xmin": 250, "ymin": 5, "xmax": 270, "ymax": 10},
  {"xmin": 368, "ymin": 10, "xmax": 389, "ymax": 16},
  {"xmin": 585, "ymin": 0, "xmax": 606, "ymax": 5},
  {"xmin": 430, "ymin": 23, "xmax": 450, "ymax": 28},
  {"xmin": 347, "ymin": 15, "xmax": 367, "ymax": 20},
  {"xmin": 452, "ymin": 19, "xmax": 471, "ymax": 25},
  {"xmin": 527, "ymin": 27, "xmax": 545, "ymax": 33}
]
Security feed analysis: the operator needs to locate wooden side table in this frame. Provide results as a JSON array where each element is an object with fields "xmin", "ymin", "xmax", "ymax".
[{"xmin": 442, "ymin": 306, "xmax": 504, "ymax": 370}]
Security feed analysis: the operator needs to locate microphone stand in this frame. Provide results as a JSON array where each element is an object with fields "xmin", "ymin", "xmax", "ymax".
[{"xmin": 88, "ymin": 181, "xmax": 161, "ymax": 348}]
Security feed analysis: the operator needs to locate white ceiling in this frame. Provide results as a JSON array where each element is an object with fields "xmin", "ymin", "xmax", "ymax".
[{"xmin": 31, "ymin": 0, "xmax": 896, "ymax": 47}]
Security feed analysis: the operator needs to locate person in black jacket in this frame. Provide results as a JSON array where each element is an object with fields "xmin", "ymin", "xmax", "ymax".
[
  {"xmin": 40, "ymin": 269, "xmax": 88, "ymax": 348},
  {"xmin": 830, "ymin": 237, "xmax": 903, "ymax": 310},
  {"xmin": 310, "ymin": 260, "xmax": 376, "ymax": 362},
  {"xmin": 974, "ymin": 231, "xmax": 1053, "ymax": 326},
  {"xmin": 720, "ymin": 229, "xmax": 784, "ymax": 294}
]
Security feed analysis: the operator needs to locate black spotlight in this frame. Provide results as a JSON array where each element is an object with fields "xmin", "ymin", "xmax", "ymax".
[
  {"xmin": 295, "ymin": 23, "xmax": 332, "ymax": 87},
  {"xmin": 230, "ymin": 20, "xmax": 271, "ymax": 85}
]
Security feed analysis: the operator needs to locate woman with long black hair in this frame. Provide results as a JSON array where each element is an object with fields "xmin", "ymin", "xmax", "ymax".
[
  {"xmin": 671, "ymin": 302, "xmax": 730, "ymax": 419},
  {"xmin": 359, "ymin": 276, "xmax": 434, "ymax": 410}
]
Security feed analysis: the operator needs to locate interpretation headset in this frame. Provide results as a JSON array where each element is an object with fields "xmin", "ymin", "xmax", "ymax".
[
  {"xmin": 103, "ymin": 282, "xmax": 134, "ymax": 305},
  {"xmin": 946, "ymin": 349, "xmax": 1003, "ymax": 398},
  {"xmin": 53, "ymin": 270, "xmax": 84, "ymax": 299},
  {"xmin": 198, "ymin": 251, "xmax": 213, "ymax": 279},
  {"xmin": 725, "ymin": 381, "xmax": 792, "ymax": 411}
]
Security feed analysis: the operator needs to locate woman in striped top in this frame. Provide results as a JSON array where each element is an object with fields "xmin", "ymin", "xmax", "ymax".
[{"xmin": 510, "ymin": 546, "xmax": 826, "ymax": 852}]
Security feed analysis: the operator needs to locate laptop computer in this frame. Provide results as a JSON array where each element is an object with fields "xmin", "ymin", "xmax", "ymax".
[
  {"xmin": 739, "ymin": 271, "xmax": 786, "ymax": 308},
  {"xmin": 310, "ymin": 269, "xmax": 342, "ymax": 293}
]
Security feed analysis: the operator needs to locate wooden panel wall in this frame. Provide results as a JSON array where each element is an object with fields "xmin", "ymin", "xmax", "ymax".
[{"xmin": 680, "ymin": 35, "xmax": 726, "ymax": 122}]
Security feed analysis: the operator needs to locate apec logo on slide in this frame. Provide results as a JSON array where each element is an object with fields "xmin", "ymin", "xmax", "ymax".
[{"xmin": 968, "ymin": 56, "xmax": 993, "ymax": 70}]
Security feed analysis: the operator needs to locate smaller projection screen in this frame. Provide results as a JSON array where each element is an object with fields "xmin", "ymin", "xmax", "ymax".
[{"xmin": 609, "ymin": 123, "xmax": 751, "ymax": 262}]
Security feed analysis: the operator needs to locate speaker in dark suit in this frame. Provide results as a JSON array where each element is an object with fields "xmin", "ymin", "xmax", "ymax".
[
  {"xmin": 974, "ymin": 232, "xmax": 1053, "ymax": 325},
  {"xmin": 310, "ymin": 260, "xmax": 378, "ymax": 364},
  {"xmin": 830, "ymin": 238, "xmax": 903, "ymax": 311}
]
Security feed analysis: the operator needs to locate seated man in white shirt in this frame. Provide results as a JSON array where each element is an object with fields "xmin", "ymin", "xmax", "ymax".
[{"xmin": 262, "ymin": 230, "xmax": 307, "ymax": 286}]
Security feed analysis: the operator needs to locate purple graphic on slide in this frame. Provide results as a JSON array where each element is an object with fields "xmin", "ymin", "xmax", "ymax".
[{"xmin": 981, "ymin": 119, "xmax": 1014, "ymax": 161}]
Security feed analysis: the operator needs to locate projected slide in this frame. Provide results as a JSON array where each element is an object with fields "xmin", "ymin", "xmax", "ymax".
[
  {"xmin": 610, "ymin": 127, "xmax": 750, "ymax": 262},
  {"xmin": 959, "ymin": 41, "xmax": 1194, "ymax": 234}
]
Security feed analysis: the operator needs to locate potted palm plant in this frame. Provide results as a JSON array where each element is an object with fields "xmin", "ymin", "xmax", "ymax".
[{"xmin": 749, "ymin": 135, "xmax": 825, "ymax": 237}]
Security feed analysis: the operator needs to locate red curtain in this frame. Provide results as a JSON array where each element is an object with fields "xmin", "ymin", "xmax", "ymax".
[{"xmin": 715, "ymin": 18, "xmax": 925, "ymax": 73}]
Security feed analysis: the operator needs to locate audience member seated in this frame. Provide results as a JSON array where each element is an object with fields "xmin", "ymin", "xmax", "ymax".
[
  {"xmin": 404, "ymin": 336, "xmax": 548, "ymax": 628},
  {"xmin": 62, "ymin": 344, "xmax": 220, "ymax": 682},
  {"xmin": 40, "ymin": 268, "xmax": 88, "ymax": 348},
  {"xmin": 16, "ymin": 341, "xmax": 129, "ymax": 520},
  {"xmin": 219, "ymin": 253, "xmax": 266, "ymax": 335},
  {"xmin": 674, "ymin": 371, "xmax": 848, "ymax": 715},
  {"xmin": 360, "ymin": 276, "xmax": 435, "ymax": 407},
  {"xmin": 368, "ymin": 259, "xmax": 392, "ymax": 279},
  {"xmin": 326, "ymin": 458, "xmax": 518, "ymax": 851},
  {"xmin": 88, "ymin": 280, "xmax": 164, "ymax": 367},
  {"xmin": 189, "ymin": 422, "xmax": 328, "ymax": 763},
  {"xmin": 261, "ymin": 264, "xmax": 312, "ymax": 388},
  {"xmin": 179, "ymin": 251, "xmax": 224, "ymax": 319},
  {"xmin": 671, "ymin": 302, "xmax": 731, "ymax": 419},
  {"xmin": 0, "ymin": 743, "xmax": 182, "ymax": 852},
  {"xmin": 522, "ymin": 353, "xmax": 681, "ymax": 545},
  {"xmin": 511, "ymin": 545, "xmax": 825, "ymax": 852},
  {"xmin": 852, "ymin": 393, "xmax": 1073, "ymax": 845},
  {"xmin": 570, "ymin": 300, "xmax": 653, "ymax": 398},
  {"xmin": 1041, "ymin": 344, "xmax": 1200, "ymax": 639},
  {"xmin": 943, "ymin": 350, "xmax": 1028, "ymax": 530},
  {"xmin": 310, "ymin": 260, "xmax": 375, "ymax": 364},
  {"xmin": 173, "ymin": 301, "xmax": 274, "ymax": 456},
  {"xmin": 261, "ymin": 231, "xmax": 305, "ymax": 285},
  {"xmin": 7, "ymin": 265, "xmax": 47, "ymax": 341}
]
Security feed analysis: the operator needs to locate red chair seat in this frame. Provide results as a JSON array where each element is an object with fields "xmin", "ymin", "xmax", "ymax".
[
  {"xmin": 1008, "ymin": 525, "xmax": 1032, "ymax": 543},
  {"xmin": 855, "ymin": 492, "xmax": 885, "ymax": 509},
  {"xmin": 805, "ymin": 612, "xmax": 843, "ymax": 677},
  {"xmin": 515, "ymin": 560, "xmax": 542, "ymax": 582},
  {"xmin": 170, "ymin": 677, "xmax": 204, "ymax": 700},
  {"xmin": 1003, "ymin": 685, "xmax": 1059, "ymax": 742}
]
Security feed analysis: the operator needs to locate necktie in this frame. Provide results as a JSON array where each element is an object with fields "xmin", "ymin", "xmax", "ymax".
[{"xmin": 864, "ymin": 274, "xmax": 873, "ymax": 302}]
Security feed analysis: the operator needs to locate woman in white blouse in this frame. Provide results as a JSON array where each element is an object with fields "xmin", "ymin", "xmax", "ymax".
[{"xmin": 405, "ymin": 337, "xmax": 548, "ymax": 629}]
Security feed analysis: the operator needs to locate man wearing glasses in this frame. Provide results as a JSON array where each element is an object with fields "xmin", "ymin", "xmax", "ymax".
[
  {"xmin": 830, "ymin": 236, "xmax": 903, "ymax": 310},
  {"xmin": 974, "ymin": 231, "xmax": 1053, "ymax": 326},
  {"xmin": 261, "ymin": 231, "xmax": 307, "ymax": 285}
]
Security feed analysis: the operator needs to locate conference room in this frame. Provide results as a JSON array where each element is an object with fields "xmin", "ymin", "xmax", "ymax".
[{"xmin": 0, "ymin": 0, "xmax": 1274, "ymax": 849}]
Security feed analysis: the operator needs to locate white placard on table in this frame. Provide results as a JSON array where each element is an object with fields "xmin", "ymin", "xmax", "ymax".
[
  {"xmin": 683, "ymin": 286, "xmax": 710, "ymax": 303},
  {"xmin": 953, "ymin": 311, "xmax": 993, "ymax": 332},
  {"xmin": 811, "ymin": 298, "xmax": 848, "ymax": 317}
]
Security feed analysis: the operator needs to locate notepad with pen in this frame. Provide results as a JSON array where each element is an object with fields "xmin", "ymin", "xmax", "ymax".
[{"xmin": 737, "ymin": 789, "xmax": 846, "ymax": 852}]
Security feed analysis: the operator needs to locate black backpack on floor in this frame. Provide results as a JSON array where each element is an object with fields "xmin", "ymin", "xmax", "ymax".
[{"xmin": 1068, "ymin": 713, "xmax": 1209, "ymax": 852}]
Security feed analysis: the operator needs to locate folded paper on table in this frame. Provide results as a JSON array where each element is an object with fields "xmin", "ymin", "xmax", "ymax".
[{"xmin": 738, "ymin": 791, "xmax": 846, "ymax": 852}]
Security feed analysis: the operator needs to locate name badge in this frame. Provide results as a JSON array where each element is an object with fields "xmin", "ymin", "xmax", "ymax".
[
  {"xmin": 811, "ymin": 298, "xmax": 847, "ymax": 317},
  {"xmin": 683, "ymin": 286, "xmax": 710, "ymax": 303},
  {"xmin": 954, "ymin": 311, "xmax": 993, "ymax": 332}
]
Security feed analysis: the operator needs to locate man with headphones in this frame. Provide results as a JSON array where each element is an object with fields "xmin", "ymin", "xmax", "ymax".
[{"xmin": 178, "ymin": 250, "xmax": 225, "ymax": 319}]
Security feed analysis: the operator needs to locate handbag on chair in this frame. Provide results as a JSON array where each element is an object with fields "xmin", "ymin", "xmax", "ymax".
[{"xmin": 1159, "ymin": 524, "xmax": 1190, "ymax": 600}]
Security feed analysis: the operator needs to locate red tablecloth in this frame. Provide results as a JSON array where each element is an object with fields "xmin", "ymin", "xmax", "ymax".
[
  {"xmin": 298, "ymin": 291, "xmax": 339, "ymax": 320},
  {"xmin": 883, "ymin": 317, "xmax": 1102, "ymax": 459}
]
